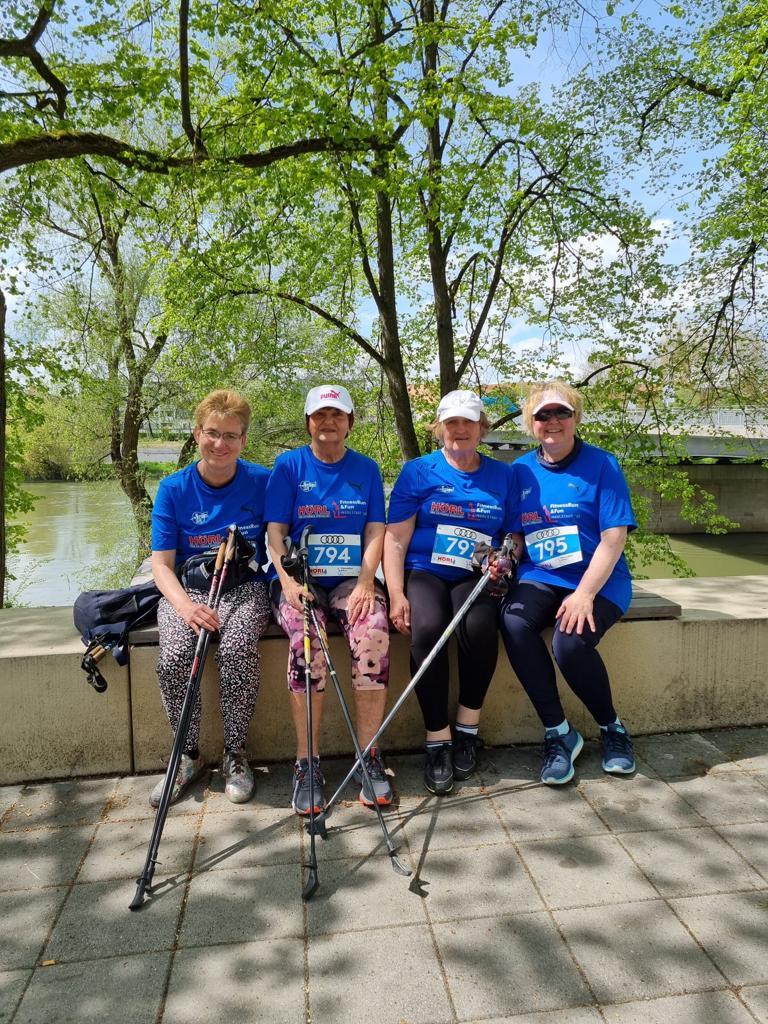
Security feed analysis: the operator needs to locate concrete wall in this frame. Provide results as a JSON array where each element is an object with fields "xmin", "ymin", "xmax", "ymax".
[
  {"xmin": 1, "ymin": 575, "xmax": 766, "ymax": 785},
  {"xmin": 641, "ymin": 464, "xmax": 768, "ymax": 533}
]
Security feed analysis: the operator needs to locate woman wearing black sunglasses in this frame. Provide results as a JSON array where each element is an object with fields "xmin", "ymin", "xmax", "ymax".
[{"xmin": 499, "ymin": 380, "xmax": 637, "ymax": 786}]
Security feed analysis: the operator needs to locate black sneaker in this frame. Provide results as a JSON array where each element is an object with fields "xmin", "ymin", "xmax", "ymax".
[
  {"xmin": 291, "ymin": 756, "xmax": 326, "ymax": 816},
  {"xmin": 424, "ymin": 743, "xmax": 454, "ymax": 795},
  {"xmin": 453, "ymin": 731, "xmax": 478, "ymax": 780}
]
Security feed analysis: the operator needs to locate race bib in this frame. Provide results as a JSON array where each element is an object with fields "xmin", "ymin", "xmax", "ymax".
[
  {"xmin": 431, "ymin": 524, "xmax": 492, "ymax": 571},
  {"xmin": 525, "ymin": 524, "xmax": 582, "ymax": 569},
  {"xmin": 307, "ymin": 532, "xmax": 362, "ymax": 578}
]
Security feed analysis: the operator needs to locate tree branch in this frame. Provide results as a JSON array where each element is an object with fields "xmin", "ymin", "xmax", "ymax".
[
  {"xmin": 178, "ymin": 0, "xmax": 207, "ymax": 156},
  {"xmin": 0, "ymin": 4, "xmax": 69, "ymax": 117}
]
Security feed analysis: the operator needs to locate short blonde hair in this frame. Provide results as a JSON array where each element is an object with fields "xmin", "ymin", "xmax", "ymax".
[
  {"xmin": 429, "ymin": 411, "xmax": 491, "ymax": 444},
  {"xmin": 194, "ymin": 390, "xmax": 251, "ymax": 433},
  {"xmin": 522, "ymin": 380, "xmax": 583, "ymax": 435}
]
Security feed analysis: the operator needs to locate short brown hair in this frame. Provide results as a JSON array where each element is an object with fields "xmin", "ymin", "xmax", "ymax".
[
  {"xmin": 522, "ymin": 380, "xmax": 583, "ymax": 435},
  {"xmin": 194, "ymin": 390, "xmax": 251, "ymax": 433},
  {"xmin": 429, "ymin": 411, "xmax": 491, "ymax": 444}
]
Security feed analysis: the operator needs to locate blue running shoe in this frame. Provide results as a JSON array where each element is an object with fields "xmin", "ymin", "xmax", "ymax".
[
  {"xmin": 601, "ymin": 722, "xmax": 635, "ymax": 775},
  {"xmin": 541, "ymin": 726, "xmax": 583, "ymax": 785}
]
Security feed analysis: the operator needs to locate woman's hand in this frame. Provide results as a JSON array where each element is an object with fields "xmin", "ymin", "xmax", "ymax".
[
  {"xmin": 555, "ymin": 590, "xmax": 595, "ymax": 635},
  {"xmin": 282, "ymin": 575, "xmax": 312, "ymax": 613},
  {"xmin": 179, "ymin": 598, "xmax": 221, "ymax": 635},
  {"xmin": 346, "ymin": 578, "xmax": 376, "ymax": 625},
  {"xmin": 389, "ymin": 592, "xmax": 411, "ymax": 635}
]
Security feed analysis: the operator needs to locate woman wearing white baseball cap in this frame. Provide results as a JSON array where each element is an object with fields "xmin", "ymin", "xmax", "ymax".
[
  {"xmin": 265, "ymin": 384, "xmax": 392, "ymax": 815},
  {"xmin": 499, "ymin": 379, "xmax": 637, "ymax": 786},
  {"xmin": 384, "ymin": 389, "xmax": 519, "ymax": 795}
]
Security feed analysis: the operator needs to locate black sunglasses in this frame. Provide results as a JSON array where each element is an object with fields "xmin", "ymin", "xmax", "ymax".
[{"xmin": 533, "ymin": 407, "xmax": 574, "ymax": 422}]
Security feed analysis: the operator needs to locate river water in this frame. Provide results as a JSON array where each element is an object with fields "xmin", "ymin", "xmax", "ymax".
[{"xmin": 6, "ymin": 479, "xmax": 768, "ymax": 607}]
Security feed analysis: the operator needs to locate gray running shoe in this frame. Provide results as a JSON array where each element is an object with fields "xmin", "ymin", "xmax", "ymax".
[
  {"xmin": 149, "ymin": 753, "xmax": 205, "ymax": 808},
  {"xmin": 352, "ymin": 747, "xmax": 393, "ymax": 807},
  {"xmin": 291, "ymin": 757, "xmax": 326, "ymax": 816},
  {"xmin": 222, "ymin": 748, "xmax": 255, "ymax": 803}
]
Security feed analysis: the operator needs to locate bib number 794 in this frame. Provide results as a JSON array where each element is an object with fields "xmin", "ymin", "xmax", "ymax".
[{"xmin": 307, "ymin": 532, "xmax": 361, "ymax": 577}]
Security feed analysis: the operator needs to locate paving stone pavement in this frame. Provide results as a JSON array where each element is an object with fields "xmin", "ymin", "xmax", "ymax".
[{"xmin": 1, "ymin": 726, "xmax": 767, "ymax": 1023}]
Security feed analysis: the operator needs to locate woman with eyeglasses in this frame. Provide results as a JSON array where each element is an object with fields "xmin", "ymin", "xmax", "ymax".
[
  {"xmin": 150, "ymin": 389, "xmax": 270, "ymax": 807},
  {"xmin": 499, "ymin": 380, "xmax": 637, "ymax": 785}
]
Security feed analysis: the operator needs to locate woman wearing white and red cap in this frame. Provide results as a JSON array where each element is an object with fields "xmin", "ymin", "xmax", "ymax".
[
  {"xmin": 266, "ymin": 385, "xmax": 391, "ymax": 816},
  {"xmin": 500, "ymin": 379, "xmax": 637, "ymax": 786},
  {"xmin": 384, "ymin": 389, "xmax": 519, "ymax": 795}
]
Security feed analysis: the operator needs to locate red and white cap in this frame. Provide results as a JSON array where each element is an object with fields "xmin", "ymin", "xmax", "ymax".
[
  {"xmin": 530, "ymin": 391, "xmax": 575, "ymax": 416},
  {"xmin": 304, "ymin": 385, "xmax": 354, "ymax": 416}
]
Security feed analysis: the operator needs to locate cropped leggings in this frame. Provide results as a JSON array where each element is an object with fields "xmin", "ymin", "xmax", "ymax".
[
  {"xmin": 406, "ymin": 569, "xmax": 500, "ymax": 733},
  {"xmin": 156, "ymin": 580, "xmax": 270, "ymax": 751},
  {"xmin": 270, "ymin": 577, "xmax": 389, "ymax": 693},
  {"xmin": 499, "ymin": 580, "xmax": 623, "ymax": 728}
]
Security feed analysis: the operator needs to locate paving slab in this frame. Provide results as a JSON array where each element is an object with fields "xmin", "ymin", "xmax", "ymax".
[
  {"xmin": 13, "ymin": 952, "xmax": 170, "ymax": 1024},
  {"xmin": 517, "ymin": 834, "xmax": 657, "ymax": 909},
  {"xmin": 308, "ymin": 924, "xmax": 452, "ymax": 1024},
  {"xmin": 192, "ymin": 809, "xmax": 301, "ymax": 873},
  {"xmin": 0, "ymin": 785, "xmax": 22, "ymax": 821},
  {"xmin": 706, "ymin": 726, "xmax": 768, "ymax": 772},
  {"xmin": 741, "ymin": 983, "xmax": 768, "ymax": 1023},
  {"xmin": 307, "ymin": 804, "xmax": 409, "ymax": 862},
  {"xmin": 305, "ymin": 853, "xmax": 425, "ymax": 936},
  {"xmin": 203, "ymin": 762, "xmax": 293, "ymax": 814},
  {"xmin": 5, "ymin": 779, "xmax": 116, "ymax": 829},
  {"xmin": 717, "ymin": 822, "xmax": 768, "ymax": 880},
  {"xmin": 398, "ymin": 788, "xmax": 508, "ymax": 852},
  {"xmin": 42, "ymin": 879, "xmax": 184, "ymax": 962},
  {"xmin": 0, "ymin": 968, "xmax": 31, "ymax": 1021},
  {"xmin": 178, "ymin": 864, "xmax": 304, "ymax": 947},
  {"xmin": 489, "ymin": 779, "xmax": 609, "ymax": 841},
  {"xmin": 618, "ymin": 826, "xmax": 764, "ymax": 897},
  {"xmin": 578, "ymin": 775, "xmax": 708, "ymax": 832},
  {"xmin": 0, "ymin": 825, "xmax": 95, "ymax": 891},
  {"xmin": 434, "ymin": 911, "xmax": 592, "ymax": 1019},
  {"xmin": 669, "ymin": 772, "xmax": 768, "ymax": 826},
  {"xmin": 407, "ymin": 842, "xmax": 543, "ymax": 922},
  {"xmin": 632, "ymin": 731, "xmax": 742, "ymax": 778},
  {"xmin": 0, "ymin": 887, "xmax": 69, "ymax": 970},
  {"xmin": 600, "ymin": 989, "xmax": 757, "ymax": 1024},
  {"xmin": 164, "ymin": 939, "xmax": 305, "ymax": 1024},
  {"xmin": 103, "ymin": 773, "xmax": 208, "ymax": 822},
  {"xmin": 78, "ymin": 816, "xmax": 197, "ymax": 883},
  {"xmin": 669, "ymin": 891, "xmax": 768, "ymax": 986},
  {"xmin": 554, "ymin": 899, "xmax": 724, "ymax": 1003},
  {"xmin": 463, "ymin": 1011, "xmax": 602, "ymax": 1024}
]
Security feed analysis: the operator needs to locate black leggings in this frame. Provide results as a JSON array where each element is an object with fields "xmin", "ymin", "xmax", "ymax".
[
  {"xmin": 406, "ymin": 569, "xmax": 500, "ymax": 733},
  {"xmin": 499, "ymin": 580, "xmax": 622, "ymax": 729}
]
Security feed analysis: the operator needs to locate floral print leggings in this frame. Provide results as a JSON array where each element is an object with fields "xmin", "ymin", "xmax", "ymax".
[
  {"xmin": 270, "ymin": 578, "xmax": 389, "ymax": 693},
  {"xmin": 156, "ymin": 580, "xmax": 271, "ymax": 751}
]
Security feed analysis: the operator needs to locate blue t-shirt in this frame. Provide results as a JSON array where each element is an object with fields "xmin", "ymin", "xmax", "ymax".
[
  {"xmin": 513, "ymin": 440, "xmax": 637, "ymax": 612},
  {"xmin": 151, "ymin": 459, "xmax": 269, "ymax": 574},
  {"xmin": 387, "ymin": 450, "xmax": 519, "ymax": 581},
  {"xmin": 264, "ymin": 445, "xmax": 386, "ymax": 589}
]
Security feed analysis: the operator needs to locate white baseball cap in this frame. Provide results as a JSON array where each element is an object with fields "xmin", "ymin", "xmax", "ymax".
[
  {"xmin": 436, "ymin": 389, "xmax": 484, "ymax": 422},
  {"xmin": 530, "ymin": 391, "xmax": 575, "ymax": 416},
  {"xmin": 304, "ymin": 385, "xmax": 354, "ymax": 416}
]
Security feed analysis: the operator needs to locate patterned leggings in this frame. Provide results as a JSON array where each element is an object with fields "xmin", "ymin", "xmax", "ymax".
[
  {"xmin": 270, "ymin": 578, "xmax": 389, "ymax": 693},
  {"xmin": 156, "ymin": 580, "xmax": 271, "ymax": 751}
]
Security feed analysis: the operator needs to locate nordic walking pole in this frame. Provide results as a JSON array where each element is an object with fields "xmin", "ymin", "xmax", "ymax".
[
  {"xmin": 313, "ymin": 534, "xmax": 516, "ymax": 831},
  {"xmin": 297, "ymin": 527, "xmax": 320, "ymax": 901},
  {"xmin": 305, "ymin": 600, "xmax": 411, "ymax": 877},
  {"xmin": 129, "ymin": 526, "xmax": 238, "ymax": 911}
]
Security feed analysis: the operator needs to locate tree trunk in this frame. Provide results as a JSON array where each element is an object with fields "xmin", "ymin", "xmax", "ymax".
[{"xmin": 0, "ymin": 289, "xmax": 6, "ymax": 607}]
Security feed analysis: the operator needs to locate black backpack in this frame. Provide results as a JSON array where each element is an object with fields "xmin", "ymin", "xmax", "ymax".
[{"xmin": 73, "ymin": 581, "xmax": 162, "ymax": 693}]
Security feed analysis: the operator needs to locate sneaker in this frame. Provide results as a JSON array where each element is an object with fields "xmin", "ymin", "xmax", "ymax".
[
  {"xmin": 424, "ymin": 743, "xmax": 454, "ymax": 795},
  {"xmin": 149, "ymin": 753, "xmax": 205, "ymax": 808},
  {"xmin": 352, "ymin": 747, "xmax": 393, "ymax": 807},
  {"xmin": 601, "ymin": 722, "xmax": 636, "ymax": 775},
  {"xmin": 453, "ymin": 731, "xmax": 478, "ymax": 780},
  {"xmin": 291, "ymin": 756, "xmax": 326, "ymax": 816},
  {"xmin": 222, "ymin": 748, "xmax": 255, "ymax": 803},
  {"xmin": 541, "ymin": 726, "xmax": 583, "ymax": 785}
]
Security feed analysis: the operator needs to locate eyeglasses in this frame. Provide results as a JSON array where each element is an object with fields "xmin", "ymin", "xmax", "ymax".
[
  {"xmin": 533, "ymin": 407, "xmax": 574, "ymax": 422},
  {"xmin": 200, "ymin": 428, "xmax": 243, "ymax": 443}
]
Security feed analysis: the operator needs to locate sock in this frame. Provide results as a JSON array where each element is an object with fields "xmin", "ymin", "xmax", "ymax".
[
  {"xmin": 600, "ymin": 717, "xmax": 622, "ymax": 731},
  {"xmin": 426, "ymin": 739, "xmax": 452, "ymax": 750},
  {"xmin": 545, "ymin": 720, "xmax": 570, "ymax": 737},
  {"xmin": 184, "ymin": 748, "xmax": 199, "ymax": 760},
  {"xmin": 455, "ymin": 723, "xmax": 479, "ymax": 736}
]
